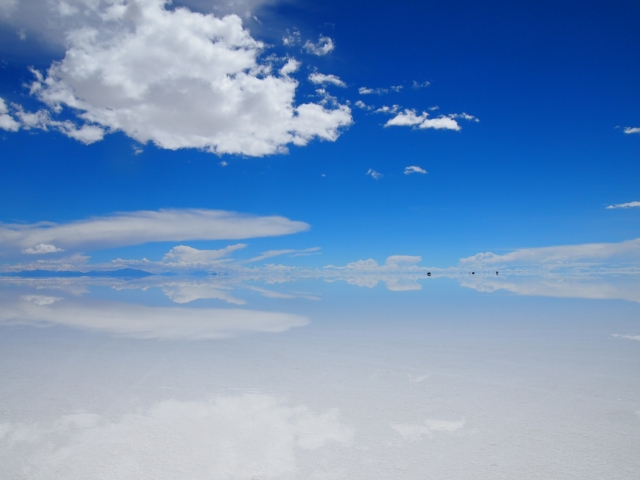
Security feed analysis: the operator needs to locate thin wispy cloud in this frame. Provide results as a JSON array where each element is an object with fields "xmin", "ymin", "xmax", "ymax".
[
  {"xmin": 244, "ymin": 247, "xmax": 321, "ymax": 263},
  {"xmin": 308, "ymin": 73, "xmax": 346, "ymax": 87},
  {"xmin": 0, "ymin": 209, "xmax": 309, "ymax": 255},
  {"xmin": 21, "ymin": 295, "xmax": 62, "ymax": 305},
  {"xmin": 385, "ymin": 109, "xmax": 461, "ymax": 131},
  {"xmin": 460, "ymin": 238, "xmax": 640, "ymax": 266},
  {"xmin": 22, "ymin": 244, "xmax": 64, "ymax": 255},
  {"xmin": 282, "ymin": 28, "xmax": 301, "ymax": 46},
  {"xmin": 354, "ymin": 100, "xmax": 374, "ymax": 110},
  {"xmin": 0, "ymin": 296, "xmax": 309, "ymax": 340},
  {"xmin": 623, "ymin": 127, "xmax": 640, "ymax": 134},
  {"xmin": 366, "ymin": 169, "xmax": 383, "ymax": 179},
  {"xmin": 359, "ymin": 87, "xmax": 388, "ymax": 95},
  {"xmin": 606, "ymin": 201, "xmax": 640, "ymax": 209},
  {"xmin": 412, "ymin": 81, "xmax": 430, "ymax": 89},
  {"xmin": 375, "ymin": 105, "xmax": 400, "ymax": 114},
  {"xmin": 449, "ymin": 113, "xmax": 479, "ymax": 122},
  {"xmin": 611, "ymin": 334, "xmax": 640, "ymax": 341},
  {"xmin": 404, "ymin": 166, "xmax": 427, "ymax": 175},
  {"xmin": 162, "ymin": 244, "xmax": 247, "ymax": 265},
  {"xmin": 6, "ymin": 100, "xmax": 105, "ymax": 144},
  {"xmin": 160, "ymin": 282, "xmax": 246, "ymax": 305},
  {"xmin": 303, "ymin": 35, "xmax": 335, "ymax": 55}
]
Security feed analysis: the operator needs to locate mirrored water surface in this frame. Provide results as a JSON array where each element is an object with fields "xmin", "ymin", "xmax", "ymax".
[{"xmin": 1, "ymin": 268, "xmax": 639, "ymax": 479}]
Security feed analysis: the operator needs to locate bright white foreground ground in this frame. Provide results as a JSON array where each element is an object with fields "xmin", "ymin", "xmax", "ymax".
[{"xmin": 0, "ymin": 282, "xmax": 639, "ymax": 479}]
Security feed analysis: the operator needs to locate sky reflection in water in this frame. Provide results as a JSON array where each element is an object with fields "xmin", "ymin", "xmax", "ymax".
[{"xmin": 1, "ymin": 268, "xmax": 639, "ymax": 479}]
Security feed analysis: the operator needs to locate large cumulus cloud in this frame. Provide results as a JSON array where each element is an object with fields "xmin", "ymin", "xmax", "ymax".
[{"xmin": 7, "ymin": 0, "xmax": 352, "ymax": 156}]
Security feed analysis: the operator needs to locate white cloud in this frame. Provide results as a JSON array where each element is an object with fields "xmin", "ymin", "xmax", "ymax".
[
  {"xmin": 0, "ymin": 0, "xmax": 18, "ymax": 16},
  {"xmin": 60, "ymin": 123, "xmax": 105, "ymax": 144},
  {"xmin": 0, "ymin": 0, "xmax": 285, "ymax": 50},
  {"xmin": 303, "ymin": 35, "xmax": 334, "ymax": 55},
  {"xmin": 375, "ymin": 104, "xmax": 400, "ymax": 114},
  {"xmin": 0, "ymin": 209, "xmax": 309, "ymax": 255},
  {"xmin": 611, "ymin": 334, "xmax": 640, "ymax": 341},
  {"xmin": 308, "ymin": 73, "xmax": 346, "ymax": 87},
  {"xmin": 10, "ymin": 104, "xmax": 106, "ymax": 145},
  {"xmin": 383, "ymin": 109, "xmax": 425, "ymax": 126},
  {"xmin": 282, "ymin": 28, "xmax": 301, "ymax": 46},
  {"xmin": 412, "ymin": 80, "xmax": 430, "ymax": 89},
  {"xmin": 624, "ymin": 127, "xmax": 640, "ymax": 134},
  {"xmin": 247, "ymin": 285, "xmax": 319, "ymax": 300},
  {"xmin": 366, "ymin": 168, "xmax": 382, "ymax": 180},
  {"xmin": 359, "ymin": 87, "xmax": 388, "ymax": 95},
  {"xmin": 385, "ymin": 109, "xmax": 461, "ymax": 131},
  {"xmin": 457, "ymin": 238, "xmax": 640, "ymax": 302},
  {"xmin": 160, "ymin": 282, "xmax": 246, "ymax": 305},
  {"xmin": 162, "ymin": 244, "xmax": 247, "ymax": 265},
  {"xmin": 354, "ymin": 100, "xmax": 373, "ymax": 110},
  {"xmin": 20, "ymin": 295, "xmax": 62, "ymax": 305},
  {"xmin": 0, "ymin": 395, "xmax": 353, "ymax": 479},
  {"xmin": 384, "ymin": 255, "xmax": 422, "ymax": 268},
  {"xmin": 460, "ymin": 275, "xmax": 640, "ymax": 303},
  {"xmin": 392, "ymin": 418, "xmax": 465, "ymax": 440},
  {"xmin": 404, "ymin": 165, "xmax": 427, "ymax": 175},
  {"xmin": 245, "ymin": 247, "xmax": 321, "ymax": 263},
  {"xmin": 0, "ymin": 97, "xmax": 20, "ymax": 131},
  {"xmin": 390, "ymin": 85, "xmax": 403, "ymax": 92},
  {"xmin": 323, "ymin": 255, "xmax": 426, "ymax": 291},
  {"xmin": 21, "ymin": 244, "xmax": 64, "ymax": 255},
  {"xmin": 21, "ymin": 0, "xmax": 351, "ymax": 156},
  {"xmin": 460, "ymin": 238, "xmax": 640, "ymax": 266},
  {"xmin": 449, "ymin": 112, "xmax": 479, "ymax": 122},
  {"xmin": 0, "ymin": 296, "xmax": 309, "ymax": 340},
  {"xmin": 606, "ymin": 201, "xmax": 640, "ymax": 209},
  {"xmin": 279, "ymin": 58, "xmax": 300, "ymax": 76}
]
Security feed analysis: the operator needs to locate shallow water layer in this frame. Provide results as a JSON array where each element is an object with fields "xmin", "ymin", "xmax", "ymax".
[{"xmin": 1, "ymin": 275, "xmax": 639, "ymax": 479}]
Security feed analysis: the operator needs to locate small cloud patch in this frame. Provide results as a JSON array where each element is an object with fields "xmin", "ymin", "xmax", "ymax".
[
  {"xmin": 366, "ymin": 169, "xmax": 383, "ymax": 180},
  {"xmin": 22, "ymin": 244, "xmax": 64, "ymax": 254},
  {"xmin": 404, "ymin": 166, "xmax": 427, "ymax": 175},
  {"xmin": 611, "ymin": 334, "xmax": 640, "ymax": 341},
  {"xmin": 21, "ymin": 295, "xmax": 62, "ymax": 305},
  {"xmin": 303, "ymin": 36, "xmax": 335, "ymax": 56},
  {"xmin": 308, "ymin": 73, "xmax": 346, "ymax": 87},
  {"xmin": 359, "ymin": 87, "xmax": 388, "ymax": 95},
  {"xmin": 606, "ymin": 201, "xmax": 640, "ymax": 209}
]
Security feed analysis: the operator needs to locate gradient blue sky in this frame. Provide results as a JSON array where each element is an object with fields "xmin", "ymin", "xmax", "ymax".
[
  {"xmin": 0, "ymin": 0, "xmax": 639, "ymax": 268},
  {"xmin": 2, "ymin": 4, "xmax": 640, "ymax": 477}
]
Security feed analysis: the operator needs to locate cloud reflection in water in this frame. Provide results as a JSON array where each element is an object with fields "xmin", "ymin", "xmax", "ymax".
[{"xmin": 1, "ymin": 294, "xmax": 308, "ymax": 340}]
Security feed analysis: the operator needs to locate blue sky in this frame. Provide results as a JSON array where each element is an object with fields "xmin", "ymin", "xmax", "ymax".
[
  {"xmin": 2, "ymin": 4, "xmax": 640, "ymax": 476},
  {"xmin": 0, "ymin": 0, "xmax": 639, "ymax": 270}
]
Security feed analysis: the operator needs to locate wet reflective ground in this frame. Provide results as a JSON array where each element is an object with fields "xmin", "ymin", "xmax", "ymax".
[{"xmin": 1, "ymin": 272, "xmax": 639, "ymax": 479}]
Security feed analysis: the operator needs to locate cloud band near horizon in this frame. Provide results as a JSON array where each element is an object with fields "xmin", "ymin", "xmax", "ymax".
[{"xmin": 0, "ymin": 209, "xmax": 310, "ymax": 255}]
